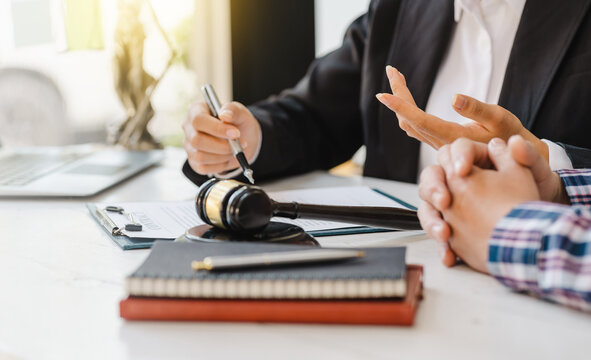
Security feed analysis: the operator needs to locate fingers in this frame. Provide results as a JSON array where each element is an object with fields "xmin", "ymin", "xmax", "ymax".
[
  {"xmin": 487, "ymin": 138, "xmax": 519, "ymax": 172},
  {"xmin": 417, "ymin": 165, "xmax": 457, "ymax": 267},
  {"xmin": 184, "ymin": 130, "xmax": 246, "ymax": 174},
  {"xmin": 187, "ymin": 102, "xmax": 241, "ymax": 140},
  {"xmin": 376, "ymin": 93, "xmax": 422, "ymax": 121},
  {"xmin": 441, "ymin": 241, "xmax": 458, "ymax": 267},
  {"xmin": 380, "ymin": 66, "xmax": 448, "ymax": 148},
  {"xmin": 437, "ymin": 144, "xmax": 471, "ymax": 197},
  {"xmin": 418, "ymin": 165, "xmax": 451, "ymax": 210},
  {"xmin": 418, "ymin": 201, "xmax": 456, "ymax": 267},
  {"xmin": 187, "ymin": 151, "xmax": 235, "ymax": 168},
  {"xmin": 376, "ymin": 93, "xmax": 464, "ymax": 148},
  {"xmin": 437, "ymin": 144, "xmax": 454, "ymax": 176},
  {"xmin": 194, "ymin": 113, "xmax": 241, "ymax": 140},
  {"xmin": 418, "ymin": 201, "xmax": 448, "ymax": 237},
  {"xmin": 187, "ymin": 157, "xmax": 240, "ymax": 175},
  {"xmin": 449, "ymin": 138, "xmax": 493, "ymax": 177},
  {"xmin": 219, "ymin": 101, "xmax": 251, "ymax": 126},
  {"xmin": 187, "ymin": 101, "xmax": 210, "ymax": 121},
  {"xmin": 379, "ymin": 66, "xmax": 469, "ymax": 149},
  {"xmin": 418, "ymin": 202, "xmax": 456, "ymax": 267},
  {"xmin": 508, "ymin": 135, "xmax": 549, "ymax": 175},
  {"xmin": 508, "ymin": 135, "xmax": 560, "ymax": 202},
  {"xmin": 184, "ymin": 101, "xmax": 249, "ymax": 175},
  {"xmin": 452, "ymin": 94, "xmax": 505, "ymax": 127},
  {"xmin": 376, "ymin": 93, "xmax": 428, "ymax": 140},
  {"xmin": 189, "ymin": 131, "xmax": 247, "ymax": 155},
  {"xmin": 385, "ymin": 66, "xmax": 416, "ymax": 105},
  {"xmin": 376, "ymin": 93, "xmax": 446, "ymax": 133}
]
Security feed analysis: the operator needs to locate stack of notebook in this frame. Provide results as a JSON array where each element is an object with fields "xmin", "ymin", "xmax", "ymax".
[{"xmin": 120, "ymin": 241, "xmax": 423, "ymax": 326}]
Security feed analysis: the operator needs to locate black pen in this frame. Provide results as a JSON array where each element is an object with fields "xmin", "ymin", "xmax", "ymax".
[
  {"xmin": 201, "ymin": 84, "xmax": 255, "ymax": 184},
  {"xmin": 192, "ymin": 249, "xmax": 365, "ymax": 271}
]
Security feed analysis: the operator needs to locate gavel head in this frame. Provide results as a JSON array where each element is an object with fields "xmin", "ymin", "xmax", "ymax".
[{"xmin": 196, "ymin": 178, "xmax": 273, "ymax": 233}]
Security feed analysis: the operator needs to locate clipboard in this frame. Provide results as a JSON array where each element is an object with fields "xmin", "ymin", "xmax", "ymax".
[
  {"xmin": 87, "ymin": 188, "xmax": 417, "ymax": 251},
  {"xmin": 86, "ymin": 203, "xmax": 173, "ymax": 250}
]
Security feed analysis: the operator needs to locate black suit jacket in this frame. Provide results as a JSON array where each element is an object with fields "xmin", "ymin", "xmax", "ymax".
[{"xmin": 184, "ymin": 0, "xmax": 591, "ymax": 185}]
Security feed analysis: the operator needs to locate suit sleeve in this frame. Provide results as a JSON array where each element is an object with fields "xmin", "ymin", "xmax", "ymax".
[
  {"xmin": 247, "ymin": 6, "xmax": 369, "ymax": 180},
  {"xmin": 557, "ymin": 143, "xmax": 591, "ymax": 169},
  {"xmin": 183, "ymin": 2, "xmax": 381, "ymax": 185}
]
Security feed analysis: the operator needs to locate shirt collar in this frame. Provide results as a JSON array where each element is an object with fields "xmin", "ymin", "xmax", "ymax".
[{"xmin": 454, "ymin": 0, "xmax": 526, "ymax": 22}]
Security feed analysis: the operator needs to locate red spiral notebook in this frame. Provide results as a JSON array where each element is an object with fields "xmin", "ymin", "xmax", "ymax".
[{"xmin": 120, "ymin": 264, "xmax": 423, "ymax": 326}]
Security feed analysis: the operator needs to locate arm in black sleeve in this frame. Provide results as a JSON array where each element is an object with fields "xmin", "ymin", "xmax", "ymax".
[
  {"xmin": 558, "ymin": 142, "xmax": 591, "ymax": 168},
  {"xmin": 247, "ymin": 6, "xmax": 368, "ymax": 179},
  {"xmin": 183, "ymin": 1, "xmax": 379, "ymax": 185}
]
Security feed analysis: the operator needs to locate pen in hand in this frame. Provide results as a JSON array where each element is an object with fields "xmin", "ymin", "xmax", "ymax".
[
  {"xmin": 192, "ymin": 249, "xmax": 365, "ymax": 271},
  {"xmin": 201, "ymin": 84, "xmax": 255, "ymax": 184}
]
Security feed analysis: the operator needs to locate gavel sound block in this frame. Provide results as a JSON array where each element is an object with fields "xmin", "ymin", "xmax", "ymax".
[{"xmin": 196, "ymin": 179, "xmax": 422, "ymax": 233}]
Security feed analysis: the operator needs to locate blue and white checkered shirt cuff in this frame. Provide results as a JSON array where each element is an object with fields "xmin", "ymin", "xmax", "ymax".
[
  {"xmin": 557, "ymin": 169, "xmax": 591, "ymax": 206},
  {"xmin": 488, "ymin": 199, "xmax": 591, "ymax": 312}
]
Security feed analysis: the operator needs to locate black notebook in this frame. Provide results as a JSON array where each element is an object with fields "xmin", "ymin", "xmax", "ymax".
[{"xmin": 125, "ymin": 241, "xmax": 406, "ymax": 299}]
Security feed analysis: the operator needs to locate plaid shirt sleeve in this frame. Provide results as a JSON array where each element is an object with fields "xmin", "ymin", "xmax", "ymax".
[
  {"xmin": 488, "ymin": 170, "xmax": 591, "ymax": 312},
  {"xmin": 557, "ymin": 169, "xmax": 591, "ymax": 206}
]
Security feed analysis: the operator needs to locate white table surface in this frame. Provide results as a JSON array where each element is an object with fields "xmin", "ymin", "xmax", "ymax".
[{"xmin": 1, "ymin": 148, "xmax": 589, "ymax": 360}]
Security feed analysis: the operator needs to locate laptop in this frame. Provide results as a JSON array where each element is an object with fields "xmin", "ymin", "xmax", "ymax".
[{"xmin": 0, "ymin": 145, "xmax": 164, "ymax": 197}]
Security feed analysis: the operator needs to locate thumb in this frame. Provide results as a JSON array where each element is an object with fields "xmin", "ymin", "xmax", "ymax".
[
  {"xmin": 508, "ymin": 135, "xmax": 549, "ymax": 174},
  {"xmin": 487, "ymin": 138, "xmax": 518, "ymax": 172},
  {"xmin": 452, "ymin": 94, "xmax": 504, "ymax": 126},
  {"xmin": 508, "ymin": 135, "xmax": 556, "ymax": 198}
]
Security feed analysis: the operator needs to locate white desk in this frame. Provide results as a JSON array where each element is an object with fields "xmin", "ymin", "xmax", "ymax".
[{"xmin": 1, "ymin": 148, "xmax": 589, "ymax": 360}]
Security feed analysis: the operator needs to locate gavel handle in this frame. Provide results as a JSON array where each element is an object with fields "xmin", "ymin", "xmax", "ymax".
[{"xmin": 272, "ymin": 201, "xmax": 422, "ymax": 231}]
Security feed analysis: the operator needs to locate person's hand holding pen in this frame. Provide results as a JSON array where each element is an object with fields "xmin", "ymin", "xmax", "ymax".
[{"xmin": 183, "ymin": 99, "xmax": 262, "ymax": 177}]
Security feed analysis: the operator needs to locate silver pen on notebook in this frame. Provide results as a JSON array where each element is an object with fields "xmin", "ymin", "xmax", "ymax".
[
  {"xmin": 201, "ymin": 84, "xmax": 255, "ymax": 184},
  {"xmin": 192, "ymin": 249, "xmax": 365, "ymax": 271}
]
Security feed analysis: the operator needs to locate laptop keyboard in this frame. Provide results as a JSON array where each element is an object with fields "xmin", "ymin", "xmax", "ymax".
[{"xmin": 0, "ymin": 153, "xmax": 85, "ymax": 186}]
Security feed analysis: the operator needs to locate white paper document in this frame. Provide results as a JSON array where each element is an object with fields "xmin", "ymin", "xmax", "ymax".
[{"xmin": 94, "ymin": 186, "xmax": 411, "ymax": 239}]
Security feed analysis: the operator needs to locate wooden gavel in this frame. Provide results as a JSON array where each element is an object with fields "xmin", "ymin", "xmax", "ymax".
[{"xmin": 195, "ymin": 179, "xmax": 422, "ymax": 233}]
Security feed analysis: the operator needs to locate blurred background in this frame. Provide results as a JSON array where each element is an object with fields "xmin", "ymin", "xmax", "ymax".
[{"xmin": 0, "ymin": 0, "xmax": 370, "ymax": 148}]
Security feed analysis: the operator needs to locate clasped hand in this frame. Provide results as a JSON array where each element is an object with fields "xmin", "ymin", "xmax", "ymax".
[{"xmin": 417, "ymin": 135, "xmax": 569, "ymax": 272}]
